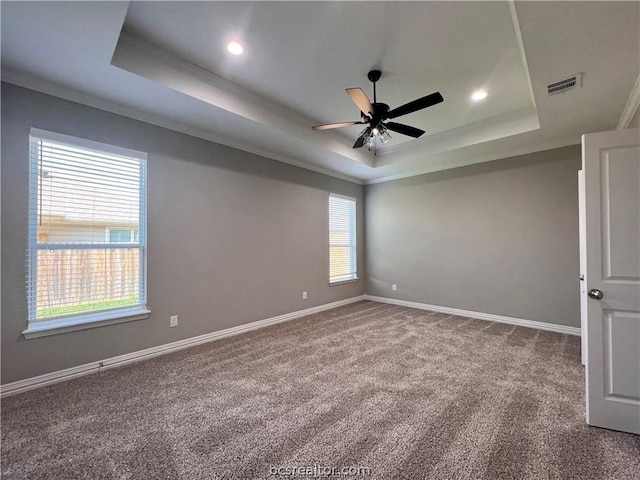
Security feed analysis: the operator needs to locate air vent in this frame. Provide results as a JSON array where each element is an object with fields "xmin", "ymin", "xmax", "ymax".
[{"xmin": 547, "ymin": 73, "xmax": 582, "ymax": 95}]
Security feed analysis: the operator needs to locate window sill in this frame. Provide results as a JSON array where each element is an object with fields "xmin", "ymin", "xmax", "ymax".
[
  {"xmin": 22, "ymin": 308, "xmax": 151, "ymax": 339},
  {"xmin": 329, "ymin": 277, "xmax": 359, "ymax": 286}
]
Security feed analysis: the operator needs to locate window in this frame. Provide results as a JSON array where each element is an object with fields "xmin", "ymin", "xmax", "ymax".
[
  {"xmin": 329, "ymin": 193, "xmax": 357, "ymax": 283},
  {"xmin": 26, "ymin": 129, "xmax": 148, "ymax": 336}
]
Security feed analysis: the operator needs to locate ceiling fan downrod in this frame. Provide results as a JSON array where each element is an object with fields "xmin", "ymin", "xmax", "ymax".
[{"xmin": 367, "ymin": 69, "xmax": 382, "ymax": 103}]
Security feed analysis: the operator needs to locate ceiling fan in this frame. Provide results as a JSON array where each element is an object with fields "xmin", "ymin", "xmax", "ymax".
[{"xmin": 312, "ymin": 70, "xmax": 443, "ymax": 149}]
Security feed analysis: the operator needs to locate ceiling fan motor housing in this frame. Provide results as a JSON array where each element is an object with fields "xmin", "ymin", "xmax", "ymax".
[{"xmin": 370, "ymin": 103, "xmax": 390, "ymax": 127}]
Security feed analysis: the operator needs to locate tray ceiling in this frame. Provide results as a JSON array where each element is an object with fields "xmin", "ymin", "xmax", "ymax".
[{"xmin": 2, "ymin": 1, "xmax": 638, "ymax": 183}]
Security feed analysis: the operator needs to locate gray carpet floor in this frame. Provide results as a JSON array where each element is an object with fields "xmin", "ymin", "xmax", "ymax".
[{"xmin": 2, "ymin": 301, "xmax": 639, "ymax": 479}]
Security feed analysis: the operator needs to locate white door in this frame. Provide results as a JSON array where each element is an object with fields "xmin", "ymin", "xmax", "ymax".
[
  {"xmin": 578, "ymin": 170, "xmax": 587, "ymax": 366},
  {"xmin": 583, "ymin": 128, "xmax": 640, "ymax": 435}
]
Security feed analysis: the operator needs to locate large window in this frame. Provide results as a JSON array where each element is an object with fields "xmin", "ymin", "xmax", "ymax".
[
  {"xmin": 26, "ymin": 129, "xmax": 148, "ymax": 335},
  {"xmin": 329, "ymin": 193, "xmax": 357, "ymax": 284}
]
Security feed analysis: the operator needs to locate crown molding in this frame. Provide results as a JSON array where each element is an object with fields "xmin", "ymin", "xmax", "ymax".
[
  {"xmin": 1, "ymin": 69, "xmax": 364, "ymax": 185},
  {"xmin": 365, "ymin": 137, "xmax": 580, "ymax": 185},
  {"xmin": 0, "ymin": 70, "xmax": 583, "ymax": 188},
  {"xmin": 111, "ymin": 31, "xmax": 374, "ymax": 168},
  {"xmin": 508, "ymin": 1, "xmax": 537, "ymax": 111},
  {"xmin": 375, "ymin": 106, "xmax": 540, "ymax": 166},
  {"xmin": 617, "ymin": 73, "xmax": 640, "ymax": 130}
]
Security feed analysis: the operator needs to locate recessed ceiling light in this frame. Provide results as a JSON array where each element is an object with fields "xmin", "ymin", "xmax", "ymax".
[
  {"xmin": 227, "ymin": 41, "xmax": 244, "ymax": 55},
  {"xmin": 471, "ymin": 89, "xmax": 488, "ymax": 102}
]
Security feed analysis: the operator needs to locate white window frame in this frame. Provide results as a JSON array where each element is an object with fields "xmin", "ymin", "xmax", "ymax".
[
  {"xmin": 329, "ymin": 193, "xmax": 358, "ymax": 285},
  {"xmin": 23, "ymin": 129, "xmax": 150, "ymax": 339}
]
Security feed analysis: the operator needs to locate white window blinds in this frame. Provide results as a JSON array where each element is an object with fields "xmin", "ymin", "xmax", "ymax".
[
  {"xmin": 27, "ymin": 129, "xmax": 147, "ymax": 323},
  {"xmin": 329, "ymin": 193, "xmax": 357, "ymax": 283}
]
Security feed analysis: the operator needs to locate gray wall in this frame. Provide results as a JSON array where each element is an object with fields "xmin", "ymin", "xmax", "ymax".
[
  {"xmin": 1, "ymin": 82, "xmax": 584, "ymax": 384},
  {"xmin": 1, "ymin": 83, "xmax": 364, "ymax": 383},
  {"xmin": 365, "ymin": 146, "xmax": 582, "ymax": 327}
]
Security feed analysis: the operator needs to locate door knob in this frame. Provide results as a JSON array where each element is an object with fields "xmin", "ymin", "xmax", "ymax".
[{"xmin": 588, "ymin": 289, "xmax": 604, "ymax": 300}]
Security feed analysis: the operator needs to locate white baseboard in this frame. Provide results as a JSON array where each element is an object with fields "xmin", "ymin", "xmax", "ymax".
[
  {"xmin": 1, "ymin": 294, "xmax": 580, "ymax": 397},
  {"xmin": 364, "ymin": 295, "xmax": 581, "ymax": 336},
  {"xmin": 0, "ymin": 295, "xmax": 365, "ymax": 398}
]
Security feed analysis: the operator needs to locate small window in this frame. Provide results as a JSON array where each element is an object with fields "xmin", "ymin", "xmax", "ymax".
[
  {"xmin": 329, "ymin": 193, "xmax": 358, "ymax": 283},
  {"xmin": 27, "ymin": 129, "xmax": 148, "ymax": 329}
]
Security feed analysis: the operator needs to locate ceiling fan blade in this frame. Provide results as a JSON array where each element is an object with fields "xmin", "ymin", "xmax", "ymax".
[
  {"xmin": 385, "ymin": 121, "xmax": 425, "ymax": 138},
  {"xmin": 353, "ymin": 127, "xmax": 371, "ymax": 149},
  {"xmin": 346, "ymin": 88, "xmax": 374, "ymax": 118},
  {"xmin": 312, "ymin": 121, "xmax": 364, "ymax": 131},
  {"xmin": 387, "ymin": 92, "xmax": 444, "ymax": 119}
]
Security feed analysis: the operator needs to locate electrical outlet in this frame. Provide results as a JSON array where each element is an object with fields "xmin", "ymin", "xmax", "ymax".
[
  {"xmin": 302, "ymin": 291, "xmax": 308, "ymax": 300},
  {"xmin": 170, "ymin": 315, "xmax": 178, "ymax": 327},
  {"xmin": 392, "ymin": 284, "xmax": 397, "ymax": 291}
]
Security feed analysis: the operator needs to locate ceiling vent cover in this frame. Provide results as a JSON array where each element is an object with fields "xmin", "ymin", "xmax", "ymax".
[{"xmin": 548, "ymin": 73, "xmax": 582, "ymax": 95}]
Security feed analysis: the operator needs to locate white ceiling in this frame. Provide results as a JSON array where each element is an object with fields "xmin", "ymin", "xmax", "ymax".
[{"xmin": 2, "ymin": 1, "xmax": 639, "ymax": 184}]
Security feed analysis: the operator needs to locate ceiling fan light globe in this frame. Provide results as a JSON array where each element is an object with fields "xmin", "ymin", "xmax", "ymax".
[{"xmin": 365, "ymin": 134, "xmax": 375, "ymax": 147}]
